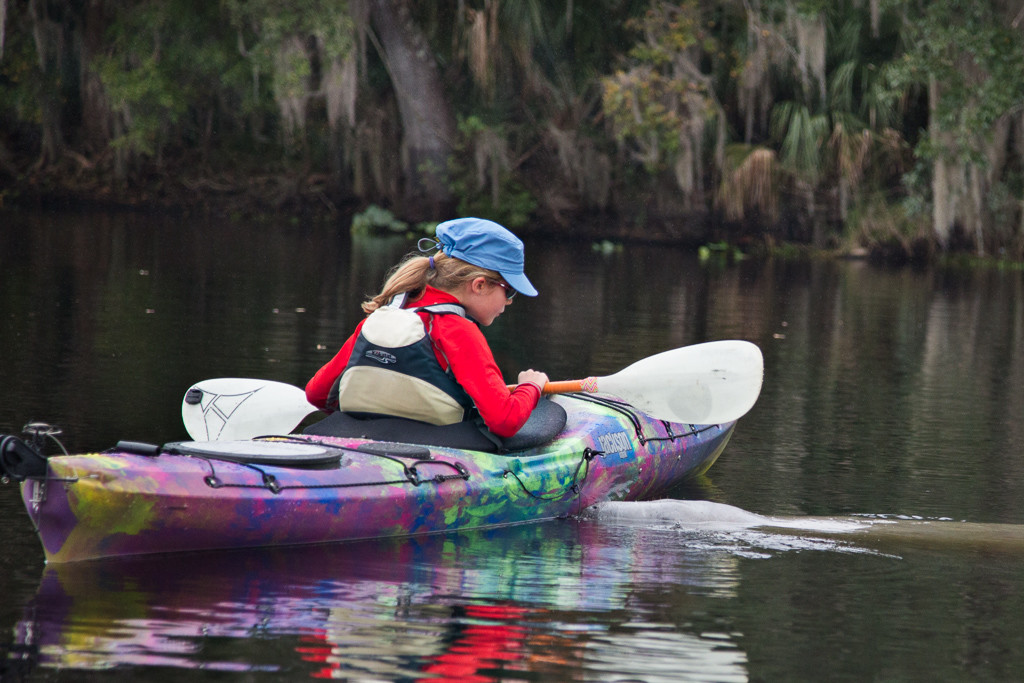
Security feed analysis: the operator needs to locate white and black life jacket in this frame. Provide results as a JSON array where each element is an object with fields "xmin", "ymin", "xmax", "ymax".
[{"xmin": 327, "ymin": 294, "xmax": 476, "ymax": 425}]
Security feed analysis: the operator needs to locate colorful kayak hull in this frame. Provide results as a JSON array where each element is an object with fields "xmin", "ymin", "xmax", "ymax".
[{"xmin": 19, "ymin": 396, "xmax": 735, "ymax": 563}]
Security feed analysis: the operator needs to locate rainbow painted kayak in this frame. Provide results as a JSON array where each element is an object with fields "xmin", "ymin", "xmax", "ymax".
[{"xmin": 2, "ymin": 394, "xmax": 735, "ymax": 563}]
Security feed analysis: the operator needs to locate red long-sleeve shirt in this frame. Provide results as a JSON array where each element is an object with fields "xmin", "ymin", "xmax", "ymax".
[{"xmin": 306, "ymin": 287, "xmax": 540, "ymax": 438}]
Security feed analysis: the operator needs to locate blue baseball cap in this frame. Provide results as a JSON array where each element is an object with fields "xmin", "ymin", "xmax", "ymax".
[{"xmin": 434, "ymin": 218, "xmax": 538, "ymax": 296}]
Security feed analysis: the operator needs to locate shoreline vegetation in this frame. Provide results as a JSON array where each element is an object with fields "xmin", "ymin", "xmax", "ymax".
[
  {"xmin": 9, "ymin": 187, "xmax": 1023, "ymax": 273},
  {"xmin": 2, "ymin": 1, "xmax": 1023, "ymax": 266}
]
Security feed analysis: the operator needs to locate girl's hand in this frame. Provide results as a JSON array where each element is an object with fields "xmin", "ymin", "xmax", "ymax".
[{"xmin": 517, "ymin": 369, "xmax": 549, "ymax": 394}]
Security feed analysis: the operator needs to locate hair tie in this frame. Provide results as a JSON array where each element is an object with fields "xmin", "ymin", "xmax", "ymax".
[{"xmin": 418, "ymin": 237, "xmax": 442, "ymax": 270}]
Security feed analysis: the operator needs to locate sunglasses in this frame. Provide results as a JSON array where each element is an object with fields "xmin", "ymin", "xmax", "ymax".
[{"xmin": 489, "ymin": 279, "xmax": 518, "ymax": 300}]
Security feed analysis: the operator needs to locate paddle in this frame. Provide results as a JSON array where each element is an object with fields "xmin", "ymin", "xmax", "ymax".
[
  {"xmin": 538, "ymin": 340, "xmax": 763, "ymax": 424},
  {"xmin": 182, "ymin": 340, "xmax": 763, "ymax": 441},
  {"xmin": 182, "ymin": 378, "xmax": 318, "ymax": 442}
]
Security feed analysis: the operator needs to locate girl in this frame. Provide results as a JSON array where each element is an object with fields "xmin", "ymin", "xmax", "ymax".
[{"xmin": 306, "ymin": 217, "xmax": 549, "ymax": 438}]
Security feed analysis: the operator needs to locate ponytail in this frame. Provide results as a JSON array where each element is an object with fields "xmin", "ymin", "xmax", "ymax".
[{"xmin": 361, "ymin": 252, "xmax": 500, "ymax": 313}]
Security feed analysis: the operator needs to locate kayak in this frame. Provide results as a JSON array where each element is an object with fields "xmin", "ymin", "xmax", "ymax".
[
  {"xmin": 1, "ymin": 393, "xmax": 735, "ymax": 563},
  {"xmin": 1, "ymin": 340, "xmax": 763, "ymax": 563}
]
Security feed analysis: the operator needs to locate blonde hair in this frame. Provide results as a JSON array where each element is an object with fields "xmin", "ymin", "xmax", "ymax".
[{"xmin": 362, "ymin": 252, "xmax": 500, "ymax": 313}]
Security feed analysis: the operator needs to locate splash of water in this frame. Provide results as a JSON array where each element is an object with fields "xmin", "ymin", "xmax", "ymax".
[
  {"xmin": 585, "ymin": 500, "xmax": 879, "ymax": 558},
  {"xmin": 589, "ymin": 500, "xmax": 866, "ymax": 533},
  {"xmin": 586, "ymin": 500, "xmax": 1024, "ymax": 558}
]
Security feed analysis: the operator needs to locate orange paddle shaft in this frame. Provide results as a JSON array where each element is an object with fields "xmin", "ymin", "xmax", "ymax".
[
  {"xmin": 507, "ymin": 379, "xmax": 593, "ymax": 394},
  {"xmin": 543, "ymin": 380, "xmax": 586, "ymax": 394}
]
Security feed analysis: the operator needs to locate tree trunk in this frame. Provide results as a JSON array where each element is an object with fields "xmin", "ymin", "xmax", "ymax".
[
  {"xmin": 369, "ymin": 0, "xmax": 455, "ymax": 219},
  {"xmin": 27, "ymin": 0, "xmax": 68, "ymax": 166},
  {"xmin": 80, "ymin": 0, "xmax": 112, "ymax": 153},
  {"xmin": 929, "ymin": 76, "xmax": 954, "ymax": 250},
  {"xmin": 1, "ymin": 0, "xmax": 8, "ymax": 60}
]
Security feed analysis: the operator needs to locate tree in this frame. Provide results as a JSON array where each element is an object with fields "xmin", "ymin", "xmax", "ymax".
[
  {"xmin": 24, "ymin": 0, "xmax": 79, "ymax": 166},
  {"xmin": 885, "ymin": 0, "xmax": 1024, "ymax": 255},
  {"xmin": 601, "ymin": 1, "xmax": 727, "ymax": 225},
  {"xmin": 367, "ymin": 0, "xmax": 454, "ymax": 218}
]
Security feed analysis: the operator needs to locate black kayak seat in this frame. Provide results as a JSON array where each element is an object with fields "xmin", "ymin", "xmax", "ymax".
[{"xmin": 302, "ymin": 397, "xmax": 567, "ymax": 454}]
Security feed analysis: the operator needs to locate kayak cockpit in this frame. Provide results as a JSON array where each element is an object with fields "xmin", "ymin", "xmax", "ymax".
[{"xmin": 302, "ymin": 396, "xmax": 568, "ymax": 453}]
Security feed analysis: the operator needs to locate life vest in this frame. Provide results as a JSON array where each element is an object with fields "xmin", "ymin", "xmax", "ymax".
[{"xmin": 327, "ymin": 295, "xmax": 476, "ymax": 425}]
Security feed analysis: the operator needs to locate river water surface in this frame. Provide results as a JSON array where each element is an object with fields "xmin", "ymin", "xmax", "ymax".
[{"xmin": 1, "ymin": 210, "xmax": 1023, "ymax": 681}]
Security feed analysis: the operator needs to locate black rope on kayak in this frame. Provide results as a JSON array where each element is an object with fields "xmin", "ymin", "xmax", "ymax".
[
  {"xmin": 198, "ymin": 458, "xmax": 286, "ymax": 493},
  {"xmin": 645, "ymin": 423, "xmax": 718, "ymax": 443},
  {"xmin": 561, "ymin": 394, "xmax": 649, "ymax": 442},
  {"xmin": 196, "ymin": 453, "xmax": 469, "ymax": 494},
  {"xmin": 502, "ymin": 447, "xmax": 600, "ymax": 502},
  {"xmin": 557, "ymin": 393, "xmax": 719, "ymax": 444},
  {"xmin": 254, "ymin": 435, "xmax": 471, "ymax": 487}
]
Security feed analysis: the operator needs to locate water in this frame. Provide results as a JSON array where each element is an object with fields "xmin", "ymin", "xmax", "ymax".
[{"xmin": 1, "ymin": 209, "xmax": 1024, "ymax": 680}]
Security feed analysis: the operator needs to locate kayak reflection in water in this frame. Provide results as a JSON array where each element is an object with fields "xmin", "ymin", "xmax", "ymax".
[{"xmin": 305, "ymin": 217, "xmax": 549, "ymax": 440}]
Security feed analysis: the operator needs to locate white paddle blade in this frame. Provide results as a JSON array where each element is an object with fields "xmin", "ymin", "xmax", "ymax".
[
  {"xmin": 596, "ymin": 340, "xmax": 764, "ymax": 424},
  {"xmin": 182, "ymin": 378, "xmax": 318, "ymax": 441}
]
